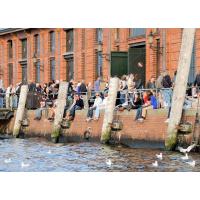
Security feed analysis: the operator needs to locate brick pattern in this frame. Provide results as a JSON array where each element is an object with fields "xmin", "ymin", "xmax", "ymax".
[
  {"xmin": 1, "ymin": 109, "xmax": 195, "ymax": 145},
  {"xmin": 1, "ymin": 28, "xmax": 200, "ymax": 88}
]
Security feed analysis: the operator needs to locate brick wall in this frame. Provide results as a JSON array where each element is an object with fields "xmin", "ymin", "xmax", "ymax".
[
  {"xmin": 0, "ymin": 28, "xmax": 199, "ymax": 88},
  {"xmin": 1, "ymin": 109, "xmax": 195, "ymax": 147}
]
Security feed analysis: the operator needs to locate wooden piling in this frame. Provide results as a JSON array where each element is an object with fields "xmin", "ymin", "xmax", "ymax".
[
  {"xmin": 165, "ymin": 28, "xmax": 196, "ymax": 150},
  {"xmin": 51, "ymin": 81, "xmax": 69, "ymax": 143},
  {"xmin": 13, "ymin": 85, "xmax": 28, "ymax": 137},
  {"xmin": 101, "ymin": 77, "xmax": 119, "ymax": 143}
]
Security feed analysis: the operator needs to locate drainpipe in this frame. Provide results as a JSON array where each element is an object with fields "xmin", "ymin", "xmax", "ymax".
[
  {"xmin": 162, "ymin": 28, "xmax": 166, "ymax": 71},
  {"xmin": 108, "ymin": 29, "xmax": 111, "ymax": 79}
]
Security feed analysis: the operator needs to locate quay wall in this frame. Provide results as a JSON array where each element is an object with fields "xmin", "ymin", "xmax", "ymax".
[{"xmin": 0, "ymin": 108, "xmax": 195, "ymax": 148}]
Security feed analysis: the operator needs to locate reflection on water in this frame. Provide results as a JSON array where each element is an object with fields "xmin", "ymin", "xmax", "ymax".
[{"xmin": 0, "ymin": 138, "xmax": 200, "ymax": 172}]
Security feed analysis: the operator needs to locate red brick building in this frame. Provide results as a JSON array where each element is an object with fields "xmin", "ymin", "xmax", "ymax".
[{"xmin": 0, "ymin": 28, "xmax": 199, "ymax": 88}]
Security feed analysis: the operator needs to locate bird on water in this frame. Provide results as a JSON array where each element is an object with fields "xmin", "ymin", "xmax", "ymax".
[
  {"xmin": 106, "ymin": 159, "xmax": 112, "ymax": 167},
  {"xmin": 4, "ymin": 158, "xmax": 12, "ymax": 163},
  {"xmin": 186, "ymin": 160, "xmax": 196, "ymax": 167},
  {"xmin": 156, "ymin": 153, "xmax": 163, "ymax": 160},
  {"xmin": 152, "ymin": 161, "xmax": 158, "ymax": 167},
  {"xmin": 21, "ymin": 162, "xmax": 30, "ymax": 168}
]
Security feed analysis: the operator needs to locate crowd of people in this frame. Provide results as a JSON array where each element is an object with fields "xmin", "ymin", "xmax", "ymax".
[{"xmin": 0, "ymin": 69, "xmax": 200, "ymax": 123}]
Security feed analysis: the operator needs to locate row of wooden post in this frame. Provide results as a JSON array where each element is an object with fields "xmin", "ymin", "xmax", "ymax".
[{"xmin": 12, "ymin": 29, "xmax": 195, "ymax": 150}]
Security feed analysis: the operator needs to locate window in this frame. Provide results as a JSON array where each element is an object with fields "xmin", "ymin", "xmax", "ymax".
[
  {"xmin": 8, "ymin": 63, "xmax": 13, "ymax": 85},
  {"xmin": 22, "ymin": 64, "xmax": 27, "ymax": 84},
  {"xmin": 66, "ymin": 29, "xmax": 74, "ymax": 52},
  {"xmin": 21, "ymin": 38, "xmax": 27, "ymax": 59},
  {"xmin": 35, "ymin": 61, "xmax": 40, "ymax": 83},
  {"xmin": 66, "ymin": 58, "xmax": 74, "ymax": 81},
  {"xmin": 96, "ymin": 51, "xmax": 103, "ymax": 77},
  {"xmin": 34, "ymin": 34, "xmax": 40, "ymax": 56},
  {"xmin": 81, "ymin": 29, "xmax": 85, "ymax": 50},
  {"xmin": 130, "ymin": 28, "xmax": 146, "ymax": 37},
  {"xmin": 115, "ymin": 28, "xmax": 120, "ymax": 41},
  {"xmin": 50, "ymin": 59, "xmax": 56, "ymax": 81},
  {"xmin": 49, "ymin": 31, "xmax": 55, "ymax": 53},
  {"xmin": 7, "ymin": 40, "xmax": 13, "ymax": 59},
  {"xmin": 96, "ymin": 28, "xmax": 103, "ymax": 44}
]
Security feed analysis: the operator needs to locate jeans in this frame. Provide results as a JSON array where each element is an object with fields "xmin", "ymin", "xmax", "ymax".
[
  {"xmin": 94, "ymin": 107, "xmax": 100, "ymax": 118},
  {"xmin": 70, "ymin": 105, "xmax": 82, "ymax": 118},
  {"xmin": 35, "ymin": 108, "xmax": 45, "ymax": 119},
  {"xmin": 135, "ymin": 107, "xmax": 142, "ymax": 120},
  {"xmin": 87, "ymin": 106, "xmax": 96, "ymax": 118},
  {"xmin": 120, "ymin": 93, "xmax": 126, "ymax": 104},
  {"xmin": 0, "ymin": 97, "xmax": 3, "ymax": 108},
  {"xmin": 128, "ymin": 93, "xmax": 134, "ymax": 106},
  {"xmin": 12, "ymin": 95, "xmax": 18, "ymax": 108},
  {"xmin": 162, "ymin": 89, "xmax": 172, "ymax": 108}
]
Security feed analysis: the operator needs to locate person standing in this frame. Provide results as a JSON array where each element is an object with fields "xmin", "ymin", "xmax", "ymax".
[
  {"xmin": 161, "ymin": 71, "xmax": 172, "ymax": 108},
  {"xmin": 0, "ymin": 86, "xmax": 4, "ymax": 108},
  {"xmin": 146, "ymin": 76, "xmax": 156, "ymax": 89},
  {"xmin": 193, "ymin": 70, "xmax": 200, "ymax": 96},
  {"xmin": 94, "ymin": 77, "xmax": 101, "ymax": 92}
]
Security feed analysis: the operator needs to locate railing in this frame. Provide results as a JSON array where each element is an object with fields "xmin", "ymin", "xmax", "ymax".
[{"xmin": 0, "ymin": 86, "xmax": 199, "ymax": 110}]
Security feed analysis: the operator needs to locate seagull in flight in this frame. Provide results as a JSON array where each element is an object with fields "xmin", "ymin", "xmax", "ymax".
[
  {"xmin": 156, "ymin": 153, "xmax": 163, "ymax": 160},
  {"xmin": 152, "ymin": 161, "xmax": 158, "ymax": 167},
  {"xmin": 106, "ymin": 159, "xmax": 112, "ymax": 167},
  {"xmin": 181, "ymin": 153, "xmax": 189, "ymax": 160},
  {"xmin": 178, "ymin": 144, "xmax": 196, "ymax": 154},
  {"xmin": 186, "ymin": 160, "xmax": 196, "ymax": 167}
]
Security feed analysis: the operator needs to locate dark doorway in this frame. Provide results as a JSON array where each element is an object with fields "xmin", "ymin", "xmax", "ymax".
[
  {"xmin": 111, "ymin": 52, "xmax": 128, "ymax": 77},
  {"xmin": 128, "ymin": 44, "xmax": 146, "ymax": 86},
  {"xmin": 22, "ymin": 64, "xmax": 27, "ymax": 84}
]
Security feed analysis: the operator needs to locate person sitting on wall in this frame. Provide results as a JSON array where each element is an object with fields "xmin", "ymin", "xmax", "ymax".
[
  {"xmin": 141, "ymin": 91, "xmax": 158, "ymax": 121},
  {"xmin": 34, "ymin": 96, "xmax": 47, "ymax": 120},
  {"xmin": 134, "ymin": 93, "xmax": 143, "ymax": 120},
  {"xmin": 66, "ymin": 94, "xmax": 84, "ymax": 120},
  {"xmin": 136, "ymin": 91, "xmax": 154, "ymax": 122},
  {"xmin": 48, "ymin": 99, "xmax": 58, "ymax": 121},
  {"xmin": 86, "ymin": 92, "xmax": 102, "ymax": 122}
]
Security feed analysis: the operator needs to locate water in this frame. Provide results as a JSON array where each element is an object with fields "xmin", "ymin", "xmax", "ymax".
[{"xmin": 0, "ymin": 138, "xmax": 200, "ymax": 172}]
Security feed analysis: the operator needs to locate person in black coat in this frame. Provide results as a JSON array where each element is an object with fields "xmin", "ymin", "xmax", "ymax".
[{"xmin": 68, "ymin": 94, "xmax": 84, "ymax": 120}]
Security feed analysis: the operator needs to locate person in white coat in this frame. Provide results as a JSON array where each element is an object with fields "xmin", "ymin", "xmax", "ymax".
[{"xmin": 86, "ymin": 92, "xmax": 102, "ymax": 121}]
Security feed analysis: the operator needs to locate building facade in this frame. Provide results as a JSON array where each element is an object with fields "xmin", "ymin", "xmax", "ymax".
[{"xmin": 0, "ymin": 28, "xmax": 199, "ymax": 88}]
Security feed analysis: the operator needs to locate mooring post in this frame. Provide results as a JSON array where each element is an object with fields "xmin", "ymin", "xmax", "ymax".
[
  {"xmin": 165, "ymin": 28, "xmax": 196, "ymax": 150},
  {"xmin": 6, "ymin": 88, "xmax": 10, "ymax": 109},
  {"xmin": 51, "ymin": 81, "xmax": 69, "ymax": 143},
  {"xmin": 13, "ymin": 85, "xmax": 28, "ymax": 137},
  {"xmin": 101, "ymin": 77, "xmax": 119, "ymax": 143}
]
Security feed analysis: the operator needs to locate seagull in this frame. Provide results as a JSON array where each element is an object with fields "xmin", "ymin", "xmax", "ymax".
[
  {"xmin": 4, "ymin": 158, "xmax": 12, "ymax": 163},
  {"xmin": 152, "ymin": 161, "xmax": 158, "ymax": 167},
  {"xmin": 181, "ymin": 153, "xmax": 189, "ymax": 160},
  {"xmin": 21, "ymin": 162, "xmax": 30, "ymax": 168},
  {"xmin": 47, "ymin": 150, "xmax": 52, "ymax": 154},
  {"xmin": 178, "ymin": 144, "xmax": 196, "ymax": 154},
  {"xmin": 186, "ymin": 160, "xmax": 195, "ymax": 167},
  {"xmin": 106, "ymin": 159, "xmax": 112, "ymax": 167},
  {"xmin": 156, "ymin": 153, "xmax": 163, "ymax": 160}
]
